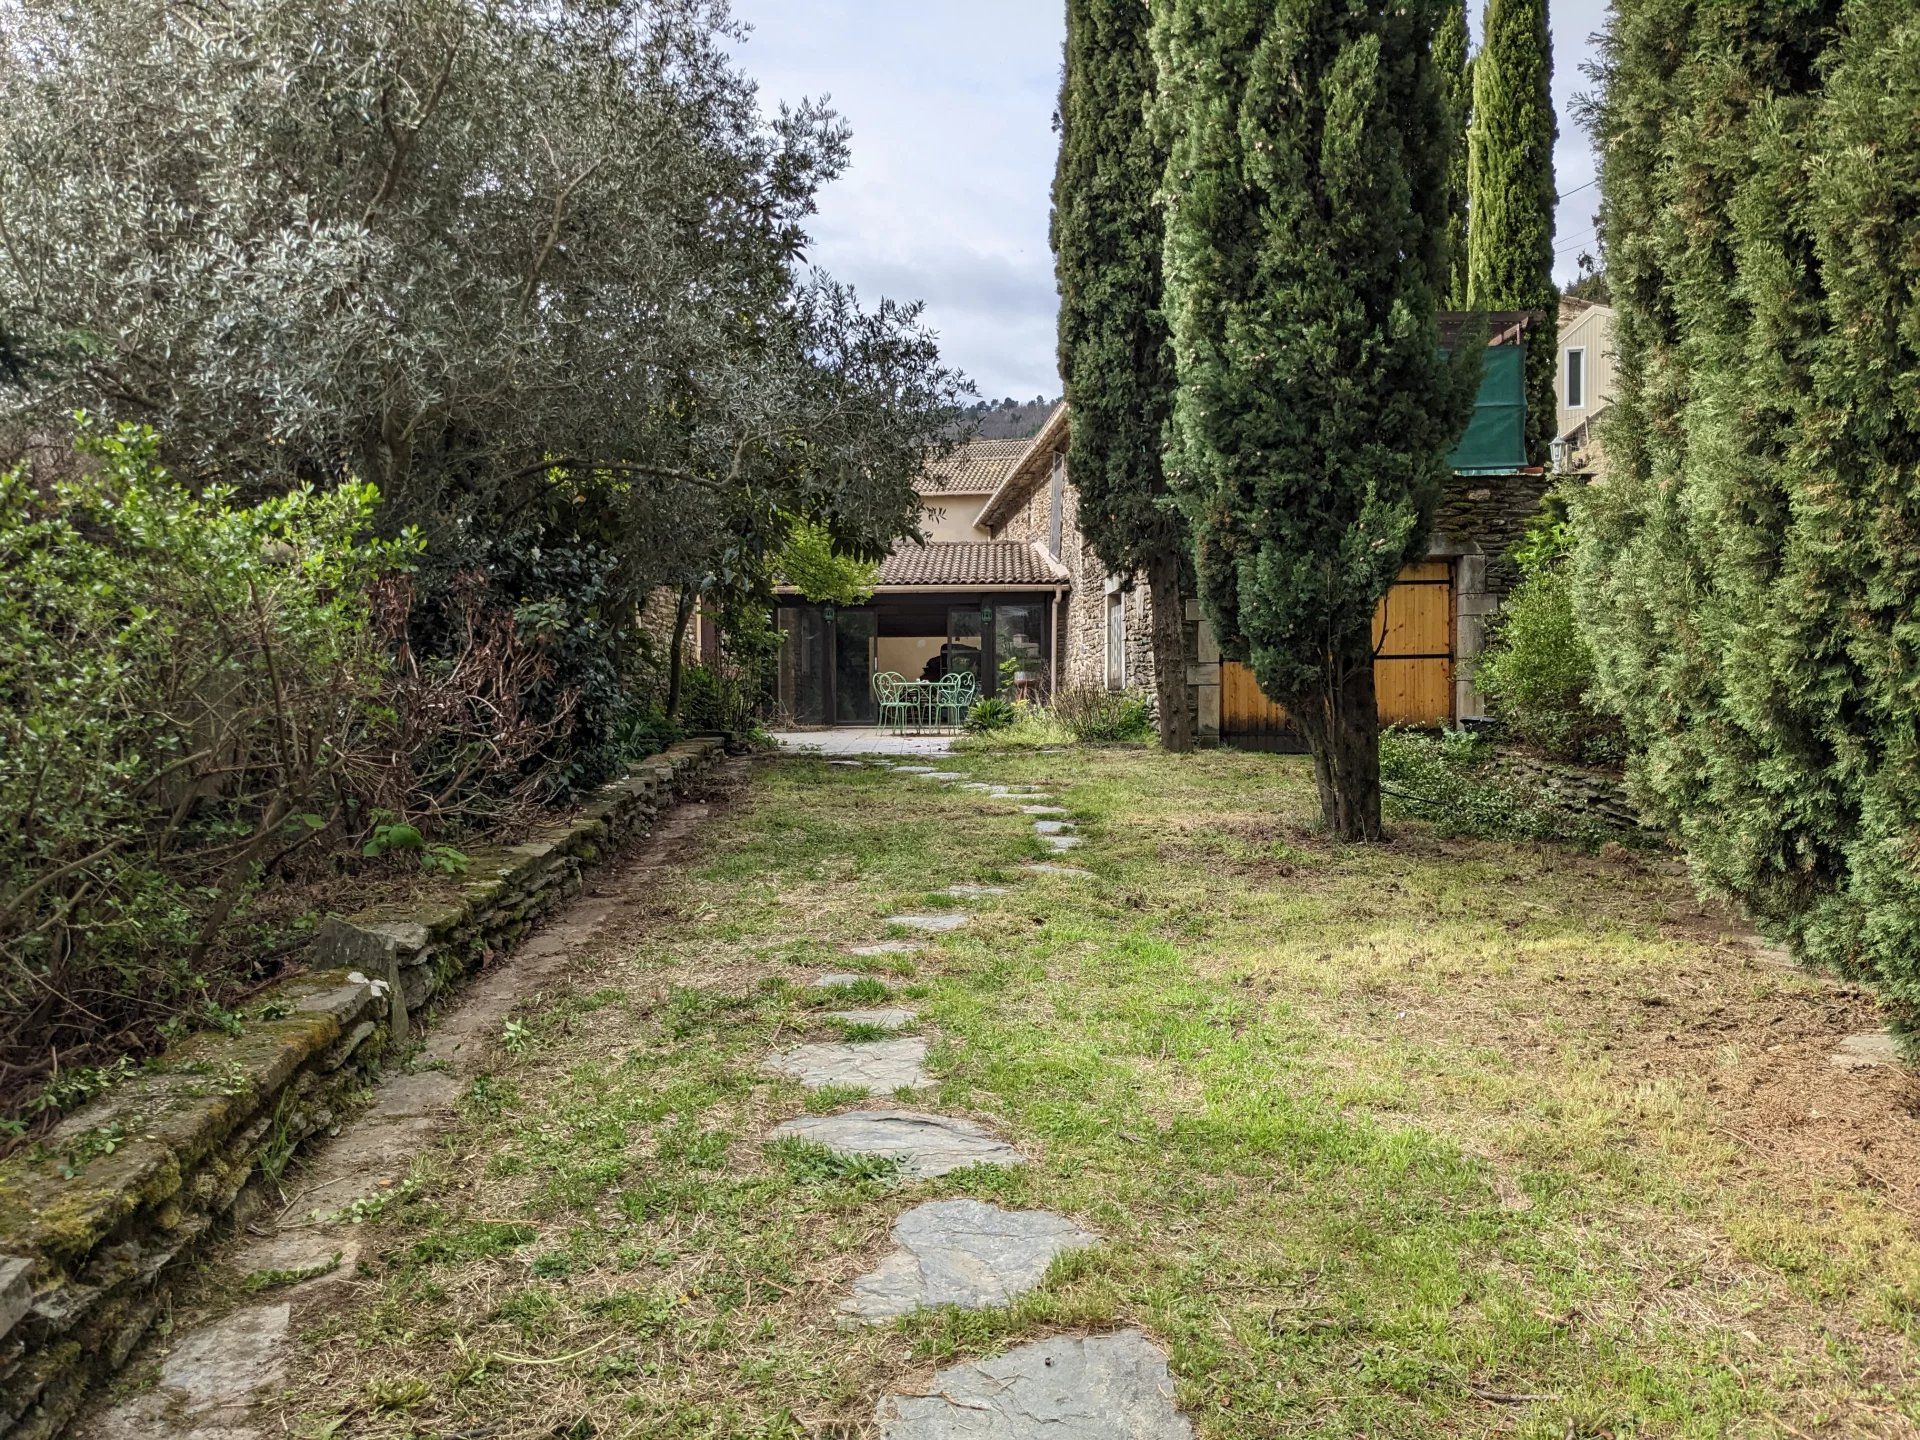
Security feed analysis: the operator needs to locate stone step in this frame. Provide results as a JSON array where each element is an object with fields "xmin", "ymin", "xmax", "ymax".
[
  {"xmin": 771, "ymin": 1109, "xmax": 1022, "ymax": 1178},
  {"xmin": 766, "ymin": 1037, "xmax": 930, "ymax": 1091},
  {"xmin": 812, "ymin": 971, "xmax": 874, "ymax": 989},
  {"xmin": 842, "ymin": 1198, "xmax": 1094, "ymax": 1324},
  {"xmin": 849, "ymin": 940, "xmax": 923, "ymax": 957},
  {"xmin": 875, "ymin": 1330, "xmax": 1192, "ymax": 1436},
  {"xmin": 1044, "ymin": 835, "xmax": 1083, "ymax": 852},
  {"xmin": 887, "ymin": 912, "xmax": 970, "ymax": 933},
  {"xmin": 1024, "ymin": 862, "xmax": 1092, "ymax": 878},
  {"xmin": 827, "ymin": 1008, "xmax": 918, "ymax": 1031},
  {"xmin": 1032, "ymin": 819, "xmax": 1074, "ymax": 835}
]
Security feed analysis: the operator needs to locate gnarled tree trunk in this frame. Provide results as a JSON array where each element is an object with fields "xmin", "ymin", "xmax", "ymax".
[{"xmin": 1291, "ymin": 646, "xmax": 1384, "ymax": 841}]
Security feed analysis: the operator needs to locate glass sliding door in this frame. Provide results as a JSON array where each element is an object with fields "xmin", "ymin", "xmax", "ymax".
[
  {"xmin": 945, "ymin": 606, "xmax": 985, "ymax": 684},
  {"xmin": 778, "ymin": 605, "xmax": 830, "ymax": 724},
  {"xmin": 993, "ymin": 603, "xmax": 1048, "ymax": 701},
  {"xmin": 834, "ymin": 610, "xmax": 878, "ymax": 724}
]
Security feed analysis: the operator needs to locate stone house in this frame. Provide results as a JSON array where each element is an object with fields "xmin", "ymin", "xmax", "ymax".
[{"xmin": 772, "ymin": 314, "xmax": 1549, "ymax": 742}]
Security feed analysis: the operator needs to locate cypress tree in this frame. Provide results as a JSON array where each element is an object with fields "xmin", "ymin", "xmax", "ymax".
[
  {"xmin": 1574, "ymin": 0, "xmax": 1920, "ymax": 1013},
  {"xmin": 1052, "ymin": 0, "xmax": 1192, "ymax": 752},
  {"xmin": 1435, "ymin": 0, "xmax": 1473, "ymax": 308},
  {"xmin": 1465, "ymin": 0, "xmax": 1556, "ymax": 462},
  {"xmin": 1154, "ymin": 0, "xmax": 1480, "ymax": 839}
]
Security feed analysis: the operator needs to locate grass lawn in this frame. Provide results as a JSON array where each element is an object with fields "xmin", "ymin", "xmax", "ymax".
[{"xmin": 277, "ymin": 745, "xmax": 1920, "ymax": 1437}]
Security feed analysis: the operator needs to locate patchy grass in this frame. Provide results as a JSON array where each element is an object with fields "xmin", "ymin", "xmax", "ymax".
[{"xmin": 276, "ymin": 749, "xmax": 1920, "ymax": 1437}]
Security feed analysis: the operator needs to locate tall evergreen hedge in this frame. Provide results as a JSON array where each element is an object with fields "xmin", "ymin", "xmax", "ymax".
[
  {"xmin": 1576, "ymin": 0, "xmax": 1920, "ymax": 1012},
  {"xmin": 1465, "ymin": 0, "xmax": 1557, "ymax": 461},
  {"xmin": 1435, "ymin": 0, "xmax": 1473, "ymax": 308},
  {"xmin": 1053, "ymin": 0, "xmax": 1193, "ymax": 751},
  {"xmin": 1154, "ymin": 0, "xmax": 1479, "ymax": 838}
]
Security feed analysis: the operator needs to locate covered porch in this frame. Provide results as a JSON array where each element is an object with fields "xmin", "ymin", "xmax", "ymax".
[{"xmin": 774, "ymin": 587, "xmax": 1060, "ymax": 727}]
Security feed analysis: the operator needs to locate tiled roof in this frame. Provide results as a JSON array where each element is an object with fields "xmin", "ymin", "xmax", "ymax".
[
  {"xmin": 915, "ymin": 437, "xmax": 1031, "ymax": 495},
  {"xmin": 878, "ymin": 541, "xmax": 1067, "ymax": 588}
]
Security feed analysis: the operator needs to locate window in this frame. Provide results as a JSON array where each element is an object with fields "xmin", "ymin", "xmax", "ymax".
[
  {"xmin": 1564, "ymin": 346, "xmax": 1587, "ymax": 409},
  {"xmin": 1105, "ymin": 592, "xmax": 1126, "ymax": 690}
]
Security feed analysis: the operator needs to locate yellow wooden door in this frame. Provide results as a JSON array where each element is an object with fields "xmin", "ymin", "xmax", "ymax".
[{"xmin": 1219, "ymin": 562, "xmax": 1455, "ymax": 737}]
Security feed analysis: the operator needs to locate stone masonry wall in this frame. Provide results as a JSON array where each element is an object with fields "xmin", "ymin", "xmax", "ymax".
[{"xmin": 0, "ymin": 738, "xmax": 727, "ymax": 1440}]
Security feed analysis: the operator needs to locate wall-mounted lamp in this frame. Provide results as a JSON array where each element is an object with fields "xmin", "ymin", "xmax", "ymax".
[
  {"xmin": 821, "ymin": 601, "xmax": 837, "ymax": 625},
  {"xmin": 979, "ymin": 601, "xmax": 994, "ymax": 627}
]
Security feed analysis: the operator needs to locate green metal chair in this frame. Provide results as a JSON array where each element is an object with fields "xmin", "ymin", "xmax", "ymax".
[
  {"xmin": 941, "ymin": 671, "xmax": 978, "ymax": 730},
  {"xmin": 873, "ymin": 672, "xmax": 910, "ymax": 734}
]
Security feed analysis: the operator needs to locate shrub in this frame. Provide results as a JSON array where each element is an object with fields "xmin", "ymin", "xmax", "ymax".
[
  {"xmin": 1050, "ymin": 685, "xmax": 1154, "ymax": 744},
  {"xmin": 963, "ymin": 697, "xmax": 1018, "ymax": 734},
  {"xmin": 1477, "ymin": 511, "xmax": 1623, "ymax": 765},
  {"xmin": 1378, "ymin": 728, "xmax": 1628, "ymax": 848},
  {"xmin": 0, "ymin": 423, "xmax": 426, "ymax": 1110}
]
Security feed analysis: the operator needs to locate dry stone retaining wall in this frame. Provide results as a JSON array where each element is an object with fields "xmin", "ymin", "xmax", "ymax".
[{"xmin": 0, "ymin": 737, "xmax": 728, "ymax": 1440}]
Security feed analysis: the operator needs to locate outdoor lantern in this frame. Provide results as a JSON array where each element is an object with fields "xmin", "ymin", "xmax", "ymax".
[
  {"xmin": 979, "ymin": 601, "xmax": 993, "ymax": 627},
  {"xmin": 821, "ymin": 601, "xmax": 836, "ymax": 624}
]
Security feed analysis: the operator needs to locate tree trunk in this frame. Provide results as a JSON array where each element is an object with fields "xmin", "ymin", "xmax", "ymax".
[
  {"xmin": 1146, "ymin": 550, "xmax": 1194, "ymax": 753},
  {"xmin": 664, "ymin": 586, "xmax": 695, "ymax": 720},
  {"xmin": 1292, "ymin": 647, "xmax": 1385, "ymax": 840}
]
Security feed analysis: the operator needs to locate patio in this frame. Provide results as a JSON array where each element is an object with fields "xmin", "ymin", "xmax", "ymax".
[{"xmin": 768, "ymin": 726, "xmax": 954, "ymax": 757}]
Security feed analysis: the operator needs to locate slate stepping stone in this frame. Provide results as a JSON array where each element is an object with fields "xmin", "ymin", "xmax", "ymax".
[
  {"xmin": 1045, "ymin": 835, "xmax": 1084, "ymax": 852},
  {"xmin": 766, "ymin": 1037, "xmax": 931, "ymax": 1091},
  {"xmin": 895, "ymin": 766, "xmax": 939, "ymax": 775},
  {"xmin": 828, "ymin": 760, "xmax": 866, "ymax": 768},
  {"xmin": 828, "ymin": 1007, "xmax": 918, "ymax": 1031},
  {"xmin": 771, "ymin": 1109, "xmax": 1022, "ymax": 1178},
  {"xmin": 1025, "ymin": 862, "xmax": 1092, "ymax": 878},
  {"xmin": 1021, "ymin": 805, "xmax": 1069, "ymax": 816},
  {"xmin": 918, "ymin": 771, "xmax": 966, "ymax": 781},
  {"xmin": 850, "ymin": 940, "xmax": 923, "ymax": 957},
  {"xmin": 889, "ymin": 912, "xmax": 970, "ymax": 932},
  {"xmin": 842, "ymin": 1198, "xmax": 1095, "ymax": 1323},
  {"xmin": 1032, "ymin": 819, "xmax": 1074, "ymax": 835},
  {"xmin": 813, "ymin": 971, "xmax": 871, "ymax": 989},
  {"xmin": 939, "ymin": 883, "xmax": 1007, "ymax": 897},
  {"xmin": 875, "ymin": 1329, "xmax": 1191, "ymax": 1437}
]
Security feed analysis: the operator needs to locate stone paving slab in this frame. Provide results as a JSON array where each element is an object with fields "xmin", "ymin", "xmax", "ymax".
[
  {"xmin": 919, "ymin": 771, "xmax": 966, "ymax": 781},
  {"xmin": 813, "ymin": 971, "xmax": 872, "ymax": 988},
  {"xmin": 894, "ymin": 766, "xmax": 939, "ymax": 774},
  {"xmin": 875, "ymin": 1329, "xmax": 1191, "ymax": 1437},
  {"xmin": 843, "ymin": 1199, "xmax": 1095, "ymax": 1323},
  {"xmin": 90, "ymin": 1303, "xmax": 292, "ymax": 1438},
  {"xmin": 850, "ymin": 940, "xmax": 923, "ymax": 957},
  {"xmin": 1032, "ymin": 820, "xmax": 1074, "ymax": 835},
  {"xmin": 940, "ymin": 883, "xmax": 1008, "ymax": 897},
  {"xmin": 766, "ymin": 1037, "xmax": 931, "ymax": 1090},
  {"xmin": 889, "ymin": 912, "xmax": 971, "ymax": 932},
  {"xmin": 1021, "ymin": 805, "xmax": 1069, "ymax": 816},
  {"xmin": 828, "ymin": 1008, "xmax": 918, "ymax": 1031},
  {"xmin": 1045, "ymin": 835, "xmax": 1084, "ymax": 852},
  {"xmin": 1025, "ymin": 862, "xmax": 1093, "ymax": 878},
  {"xmin": 771, "ymin": 1109, "xmax": 1023, "ymax": 1178}
]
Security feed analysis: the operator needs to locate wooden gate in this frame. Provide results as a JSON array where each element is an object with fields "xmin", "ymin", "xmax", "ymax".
[{"xmin": 1220, "ymin": 561, "xmax": 1455, "ymax": 739}]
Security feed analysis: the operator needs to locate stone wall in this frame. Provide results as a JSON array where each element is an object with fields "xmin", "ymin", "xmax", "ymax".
[
  {"xmin": 1489, "ymin": 750, "xmax": 1649, "ymax": 834},
  {"xmin": 0, "ymin": 738, "xmax": 728, "ymax": 1440}
]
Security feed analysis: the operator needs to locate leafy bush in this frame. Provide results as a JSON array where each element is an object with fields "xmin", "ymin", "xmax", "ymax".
[
  {"xmin": 963, "ymin": 697, "xmax": 1018, "ymax": 734},
  {"xmin": 609, "ymin": 703, "xmax": 680, "ymax": 764},
  {"xmin": 0, "ymin": 424, "xmax": 425, "ymax": 1106},
  {"xmin": 951, "ymin": 702, "xmax": 1069, "ymax": 752},
  {"xmin": 1050, "ymin": 685, "xmax": 1154, "ymax": 743},
  {"xmin": 1477, "ymin": 510, "xmax": 1623, "ymax": 765},
  {"xmin": 1378, "ymin": 729, "xmax": 1630, "ymax": 848}
]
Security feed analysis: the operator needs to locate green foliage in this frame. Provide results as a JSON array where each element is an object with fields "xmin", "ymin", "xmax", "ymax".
[
  {"xmin": 1435, "ymin": 0, "xmax": 1474, "ymax": 308},
  {"xmin": 0, "ymin": 421, "xmax": 414, "ymax": 1112},
  {"xmin": 1464, "ymin": 0, "xmax": 1558, "ymax": 463},
  {"xmin": 963, "ymin": 696, "xmax": 1018, "ymax": 734},
  {"xmin": 1053, "ymin": 0, "xmax": 1192, "ymax": 749},
  {"xmin": 775, "ymin": 520, "xmax": 878, "ymax": 608},
  {"xmin": 1574, "ymin": 0, "xmax": 1920, "ymax": 1013},
  {"xmin": 1154, "ymin": 0, "xmax": 1480, "ymax": 834},
  {"xmin": 1050, "ymin": 685, "xmax": 1154, "ymax": 744},
  {"xmin": 1379, "ymin": 729, "xmax": 1624, "ymax": 848},
  {"xmin": 1476, "ymin": 508, "xmax": 1624, "ymax": 764}
]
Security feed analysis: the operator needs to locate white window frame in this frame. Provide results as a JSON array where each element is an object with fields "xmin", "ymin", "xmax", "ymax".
[
  {"xmin": 1105, "ymin": 590, "xmax": 1126, "ymax": 690},
  {"xmin": 1564, "ymin": 346, "xmax": 1587, "ymax": 410}
]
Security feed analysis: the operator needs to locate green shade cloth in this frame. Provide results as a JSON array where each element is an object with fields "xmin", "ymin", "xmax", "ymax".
[{"xmin": 1447, "ymin": 343, "xmax": 1527, "ymax": 473}]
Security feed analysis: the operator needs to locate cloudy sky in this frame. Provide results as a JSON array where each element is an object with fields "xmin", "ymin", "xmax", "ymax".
[{"xmin": 732, "ymin": 1, "xmax": 1611, "ymax": 402}]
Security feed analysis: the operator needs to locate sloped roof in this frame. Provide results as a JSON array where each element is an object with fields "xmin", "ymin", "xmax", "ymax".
[
  {"xmin": 878, "ymin": 541, "xmax": 1067, "ymax": 588},
  {"xmin": 978, "ymin": 402, "xmax": 1070, "ymax": 532},
  {"xmin": 915, "ymin": 437, "xmax": 1031, "ymax": 495}
]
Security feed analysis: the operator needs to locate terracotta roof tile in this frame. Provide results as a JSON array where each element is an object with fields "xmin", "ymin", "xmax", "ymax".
[
  {"xmin": 878, "ymin": 541, "xmax": 1067, "ymax": 588},
  {"xmin": 915, "ymin": 438, "xmax": 1030, "ymax": 495}
]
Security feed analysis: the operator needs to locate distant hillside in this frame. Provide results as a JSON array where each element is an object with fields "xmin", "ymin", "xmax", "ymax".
[{"xmin": 946, "ymin": 395, "xmax": 1059, "ymax": 441}]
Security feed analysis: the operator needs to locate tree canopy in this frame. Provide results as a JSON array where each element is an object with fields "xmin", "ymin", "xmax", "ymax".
[{"xmin": 1154, "ymin": 0, "xmax": 1480, "ymax": 837}]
